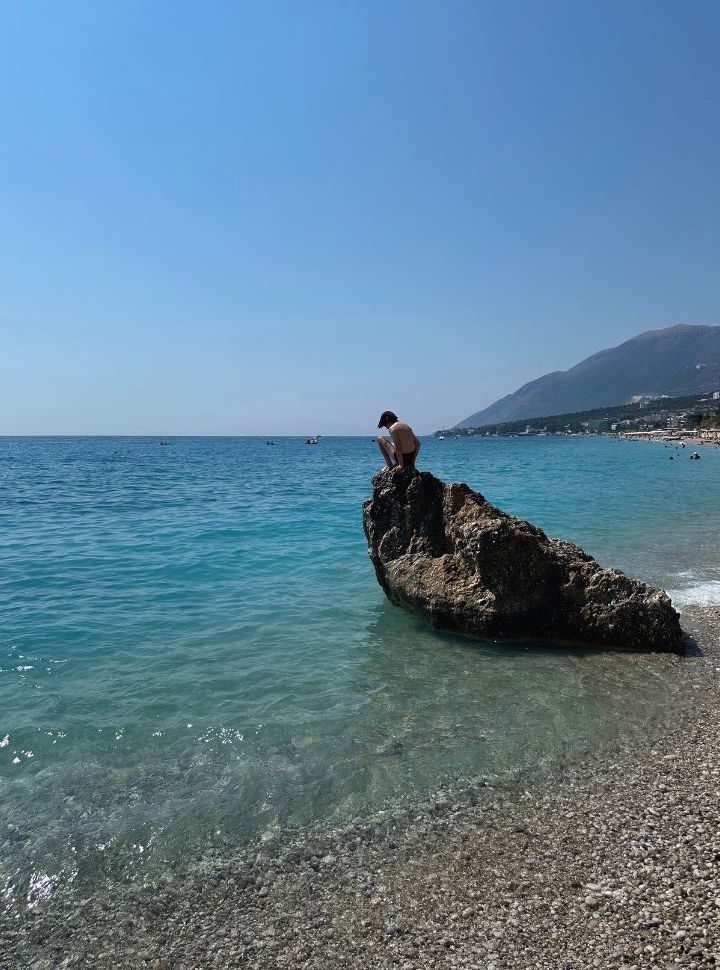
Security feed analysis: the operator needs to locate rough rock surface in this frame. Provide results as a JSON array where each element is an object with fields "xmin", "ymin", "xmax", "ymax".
[{"xmin": 362, "ymin": 469, "xmax": 683, "ymax": 652}]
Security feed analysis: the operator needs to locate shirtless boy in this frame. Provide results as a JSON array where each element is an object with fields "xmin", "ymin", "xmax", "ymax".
[{"xmin": 376, "ymin": 411, "xmax": 421, "ymax": 472}]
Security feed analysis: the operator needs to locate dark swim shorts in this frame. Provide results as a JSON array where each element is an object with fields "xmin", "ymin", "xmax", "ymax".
[{"xmin": 394, "ymin": 451, "xmax": 417, "ymax": 471}]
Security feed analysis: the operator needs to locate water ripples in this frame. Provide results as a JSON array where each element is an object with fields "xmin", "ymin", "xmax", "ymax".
[{"xmin": 0, "ymin": 435, "xmax": 718, "ymax": 908}]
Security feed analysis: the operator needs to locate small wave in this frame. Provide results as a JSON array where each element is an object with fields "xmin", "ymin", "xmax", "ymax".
[{"xmin": 668, "ymin": 580, "xmax": 720, "ymax": 607}]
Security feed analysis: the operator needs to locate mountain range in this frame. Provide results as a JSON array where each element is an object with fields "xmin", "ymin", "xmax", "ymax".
[{"xmin": 457, "ymin": 324, "xmax": 720, "ymax": 427}]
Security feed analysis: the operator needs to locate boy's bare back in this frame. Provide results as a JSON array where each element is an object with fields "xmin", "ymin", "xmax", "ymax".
[{"xmin": 388, "ymin": 421, "xmax": 416, "ymax": 454}]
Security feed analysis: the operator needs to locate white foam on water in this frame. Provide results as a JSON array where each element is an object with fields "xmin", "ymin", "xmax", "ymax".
[{"xmin": 667, "ymin": 580, "xmax": 720, "ymax": 607}]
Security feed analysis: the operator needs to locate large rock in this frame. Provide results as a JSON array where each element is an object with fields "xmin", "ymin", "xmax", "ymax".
[{"xmin": 362, "ymin": 469, "xmax": 683, "ymax": 652}]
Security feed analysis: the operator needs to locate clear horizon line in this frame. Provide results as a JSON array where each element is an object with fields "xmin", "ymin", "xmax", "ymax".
[{"xmin": 0, "ymin": 433, "xmax": 417, "ymax": 439}]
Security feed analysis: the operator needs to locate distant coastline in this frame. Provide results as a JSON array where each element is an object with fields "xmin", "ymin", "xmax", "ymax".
[
  {"xmin": 435, "ymin": 388, "xmax": 720, "ymax": 440},
  {"xmin": 457, "ymin": 324, "xmax": 720, "ymax": 428}
]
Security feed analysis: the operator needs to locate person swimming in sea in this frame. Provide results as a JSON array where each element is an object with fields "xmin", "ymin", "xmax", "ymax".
[{"xmin": 376, "ymin": 411, "xmax": 421, "ymax": 473}]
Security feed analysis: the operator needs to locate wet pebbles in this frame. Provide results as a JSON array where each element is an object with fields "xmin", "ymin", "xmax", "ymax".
[{"xmin": 3, "ymin": 607, "xmax": 719, "ymax": 969}]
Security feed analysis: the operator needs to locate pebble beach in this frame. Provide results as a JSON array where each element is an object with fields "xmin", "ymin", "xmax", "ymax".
[
  {"xmin": 4, "ymin": 604, "xmax": 719, "ymax": 970},
  {"xmin": 4, "ymin": 2, "xmax": 720, "ymax": 964}
]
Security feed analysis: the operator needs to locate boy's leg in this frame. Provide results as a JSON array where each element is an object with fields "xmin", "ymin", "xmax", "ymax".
[{"xmin": 377, "ymin": 436, "xmax": 395, "ymax": 468}]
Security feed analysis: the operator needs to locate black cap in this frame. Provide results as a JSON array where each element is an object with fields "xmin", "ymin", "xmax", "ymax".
[{"xmin": 377, "ymin": 410, "xmax": 398, "ymax": 428}]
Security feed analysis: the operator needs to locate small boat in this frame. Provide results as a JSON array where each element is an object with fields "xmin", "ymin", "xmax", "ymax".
[
  {"xmin": 305, "ymin": 436, "xmax": 318, "ymax": 445},
  {"xmin": 690, "ymin": 452, "xmax": 701, "ymax": 460}
]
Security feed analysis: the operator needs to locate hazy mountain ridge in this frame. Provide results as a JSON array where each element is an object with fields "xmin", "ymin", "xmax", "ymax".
[{"xmin": 457, "ymin": 325, "xmax": 720, "ymax": 427}]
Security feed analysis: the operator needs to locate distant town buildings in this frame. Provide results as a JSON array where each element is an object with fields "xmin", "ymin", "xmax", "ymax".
[
  {"xmin": 438, "ymin": 388, "xmax": 720, "ymax": 438},
  {"xmin": 585, "ymin": 418, "xmax": 611, "ymax": 432}
]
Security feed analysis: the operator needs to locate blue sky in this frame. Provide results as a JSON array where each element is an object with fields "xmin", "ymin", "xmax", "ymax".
[{"xmin": 1, "ymin": 1, "xmax": 719, "ymax": 434}]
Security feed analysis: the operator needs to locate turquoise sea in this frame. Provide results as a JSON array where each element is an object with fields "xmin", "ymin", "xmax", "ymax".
[{"xmin": 1, "ymin": 435, "xmax": 719, "ymax": 910}]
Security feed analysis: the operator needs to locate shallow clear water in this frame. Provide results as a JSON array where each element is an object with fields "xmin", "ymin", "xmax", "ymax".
[{"xmin": 1, "ymin": 435, "xmax": 718, "ymax": 907}]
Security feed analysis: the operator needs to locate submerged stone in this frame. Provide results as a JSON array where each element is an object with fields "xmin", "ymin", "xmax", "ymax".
[{"xmin": 362, "ymin": 469, "xmax": 683, "ymax": 653}]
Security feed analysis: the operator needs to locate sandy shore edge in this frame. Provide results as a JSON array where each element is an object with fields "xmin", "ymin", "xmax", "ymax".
[{"xmin": 3, "ymin": 606, "xmax": 720, "ymax": 970}]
